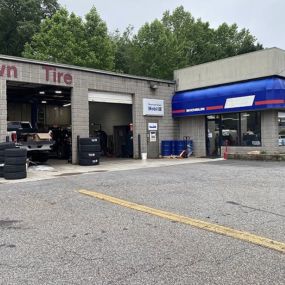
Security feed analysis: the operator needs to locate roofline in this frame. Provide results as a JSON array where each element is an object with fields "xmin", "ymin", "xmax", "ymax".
[
  {"xmin": 174, "ymin": 75, "xmax": 285, "ymax": 94},
  {"xmin": 174, "ymin": 47, "xmax": 285, "ymax": 74},
  {"xmin": 0, "ymin": 54, "xmax": 175, "ymax": 85}
]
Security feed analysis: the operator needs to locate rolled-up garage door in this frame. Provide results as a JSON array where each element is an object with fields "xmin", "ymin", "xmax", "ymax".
[{"xmin": 88, "ymin": 91, "xmax": 132, "ymax": 104}]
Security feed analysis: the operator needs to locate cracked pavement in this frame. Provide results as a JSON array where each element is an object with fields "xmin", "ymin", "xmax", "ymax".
[{"xmin": 0, "ymin": 160, "xmax": 284, "ymax": 284}]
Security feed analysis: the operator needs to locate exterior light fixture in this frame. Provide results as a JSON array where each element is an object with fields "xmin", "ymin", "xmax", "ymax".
[
  {"xmin": 55, "ymin": 90, "xmax": 62, "ymax": 94},
  {"xmin": 39, "ymin": 91, "xmax": 45, "ymax": 95},
  {"xmin": 149, "ymin": 82, "xmax": 158, "ymax": 90},
  {"xmin": 63, "ymin": 103, "xmax": 71, "ymax": 107},
  {"xmin": 41, "ymin": 100, "xmax": 47, "ymax": 104}
]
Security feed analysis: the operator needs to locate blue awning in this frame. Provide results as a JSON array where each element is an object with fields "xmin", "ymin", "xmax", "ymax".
[{"xmin": 172, "ymin": 76, "xmax": 285, "ymax": 117}]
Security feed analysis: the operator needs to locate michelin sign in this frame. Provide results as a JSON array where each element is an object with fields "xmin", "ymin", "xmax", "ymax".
[{"xmin": 143, "ymin": 98, "xmax": 164, "ymax": 116}]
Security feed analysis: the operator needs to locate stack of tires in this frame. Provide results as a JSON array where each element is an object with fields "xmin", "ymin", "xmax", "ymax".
[
  {"xmin": 4, "ymin": 148, "xmax": 27, "ymax": 180},
  {"xmin": 78, "ymin": 137, "xmax": 101, "ymax": 166},
  {"xmin": 0, "ymin": 142, "xmax": 16, "ymax": 178}
]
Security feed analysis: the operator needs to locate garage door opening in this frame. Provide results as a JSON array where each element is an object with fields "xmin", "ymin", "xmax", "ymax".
[
  {"xmin": 88, "ymin": 91, "xmax": 133, "ymax": 158},
  {"xmin": 7, "ymin": 81, "xmax": 72, "ymax": 163}
]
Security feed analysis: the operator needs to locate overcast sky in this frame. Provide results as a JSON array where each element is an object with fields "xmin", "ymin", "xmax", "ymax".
[{"xmin": 58, "ymin": 0, "xmax": 284, "ymax": 49}]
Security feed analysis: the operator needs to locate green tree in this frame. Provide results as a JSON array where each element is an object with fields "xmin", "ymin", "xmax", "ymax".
[
  {"xmin": 112, "ymin": 25, "xmax": 135, "ymax": 74},
  {"xmin": 129, "ymin": 20, "xmax": 177, "ymax": 79},
  {"xmin": 115, "ymin": 6, "xmax": 263, "ymax": 79},
  {"xmin": 0, "ymin": 0, "xmax": 59, "ymax": 56},
  {"xmin": 212, "ymin": 23, "xmax": 263, "ymax": 58},
  {"xmin": 84, "ymin": 7, "xmax": 114, "ymax": 70},
  {"xmin": 23, "ymin": 7, "xmax": 114, "ymax": 70}
]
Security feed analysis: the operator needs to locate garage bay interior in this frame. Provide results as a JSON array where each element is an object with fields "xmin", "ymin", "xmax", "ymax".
[
  {"xmin": 88, "ymin": 91, "xmax": 133, "ymax": 158},
  {"xmin": 7, "ymin": 81, "xmax": 72, "ymax": 162}
]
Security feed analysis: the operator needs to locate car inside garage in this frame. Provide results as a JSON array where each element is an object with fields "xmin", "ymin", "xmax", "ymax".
[{"xmin": 7, "ymin": 81, "xmax": 72, "ymax": 163}]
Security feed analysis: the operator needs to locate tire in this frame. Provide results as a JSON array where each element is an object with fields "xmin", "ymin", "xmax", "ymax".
[
  {"xmin": 0, "ymin": 142, "xmax": 16, "ymax": 150},
  {"xmin": 5, "ymin": 148, "xmax": 27, "ymax": 158},
  {"xmin": 79, "ymin": 158, "xmax": 100, "ymax": 166},
  {"xmin": 79, "ymin": 145, "xmax": 101, "ymax": 152},
  {"xmin": 4, "ymin": 171, "xmax": 27, "ymax": 180},
  {"xmin": 4, "ymin": 165, "xmax": 26, "ymax": 173},
  {"xmin": 79, "ymin": 138, "xmax": 100, "ymax": 145},
  {"xmin": 0, "ymin": 166, "xmax": 3, "ymax": 178},
  {"xmin": 5, "ymin": 157, "xmax": 27, "ymax": 165},
  {"xmin": 79, "ymin": 152, "xmax": 101, "ymax": 159}
]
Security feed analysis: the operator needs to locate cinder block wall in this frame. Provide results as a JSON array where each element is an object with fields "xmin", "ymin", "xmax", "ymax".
[
  {"xmin": 0, "ymin": 78, "xmax": 7, "ymax": 141},
  {"xmin": 179, "ymin": 116, "xmax": 206, "ymax": 157}
]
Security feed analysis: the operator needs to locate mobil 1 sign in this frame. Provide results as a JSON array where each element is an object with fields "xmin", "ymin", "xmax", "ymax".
[{"xmin": 143, "ymin": 99, "xmax": 164, "ymax": 116}]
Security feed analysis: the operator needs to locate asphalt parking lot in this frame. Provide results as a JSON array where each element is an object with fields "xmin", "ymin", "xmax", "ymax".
[{"xmin": 0, "ymin": 159, "xmax": 284, "ymax": 284}]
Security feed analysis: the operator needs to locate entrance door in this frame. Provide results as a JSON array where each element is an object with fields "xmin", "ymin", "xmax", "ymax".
[
  {"xmin": 146, "ymin": 119, "xmax": 159, "ymax": 158},
  {"xmin": 206, "ymin": 115, "xmax": 221, "ymax": 157}
]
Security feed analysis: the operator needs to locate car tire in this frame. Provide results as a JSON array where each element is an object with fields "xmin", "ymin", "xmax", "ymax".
[
  {"xmin": 79, "ymin": 145, "xmax": 101, "ymax": 152},
  {"xmin": 5, "ymin": 148, "xmax": 27, "ymax": 158},
  {"xmin": 0, "ymin": 165, "xmax": 3, "ymax": 177},
  {"xmin": 4, "ymin": 165, "xmax": 27, "ymax": 173},
  {"xmin": 79, "ymin": 152, "xmax": 101, "ymax": 159},
  {"xmin": 79, "ymin": 138, "xmax": 100, "ymax": 145},
  {"xmin": 79, "ymin": 158, "xmax": 100, "ymax": 166},
  {"xmin": 0, "ymin": 142, "xmax": 16, "ymax": 150},
  {"xmin": 5, "ymin": 157, "xmax": 27, "ymax": 165},
  {"xmin": 4, "ymin": 171, "xmax": 27, "ymax": 180}
]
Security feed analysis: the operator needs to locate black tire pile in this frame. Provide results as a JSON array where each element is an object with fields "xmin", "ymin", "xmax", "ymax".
[
  {"xmin": 0, "ymin": 143, "xmax": 27, "ymax": 180},
  {"xmin": 78, "ymin": 137, "xmax": 101, "ymax": 166}
]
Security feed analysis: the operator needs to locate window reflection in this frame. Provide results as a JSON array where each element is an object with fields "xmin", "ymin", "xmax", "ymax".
[
  {"xmin": 278, "ymin": 112, "xmax": 285, "ymax": 146},
  {"xmin": 221, "ymin": 113, "xmax": 239, "ymax": 146},
  {"xmin": 240, "ymin": 112, "xmax": 261, "ymax": 146}
]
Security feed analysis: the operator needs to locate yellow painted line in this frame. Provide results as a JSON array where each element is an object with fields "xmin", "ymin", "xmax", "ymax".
[{"xmin": 79, "ymin": 189, "xmax": 285, "ymax": 254}]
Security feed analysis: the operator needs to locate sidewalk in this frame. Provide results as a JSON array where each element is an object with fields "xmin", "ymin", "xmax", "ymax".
[{"xmin": 0, "ymin": 157, "xmax": 223, "ymax": 184}]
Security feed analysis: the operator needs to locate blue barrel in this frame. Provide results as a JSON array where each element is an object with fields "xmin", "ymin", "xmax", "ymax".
[
  {"xmin": 161, "ymin": 140, "xmax": 173, "ymax": 156},
  {"xmin": 174, "ymin": 140, "xmax": 187, "ymax": 155}
]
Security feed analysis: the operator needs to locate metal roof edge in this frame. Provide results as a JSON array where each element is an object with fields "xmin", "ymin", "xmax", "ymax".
[{"xmin": 0, "ymin": 54, "xmax": 175, "ymax": 85}]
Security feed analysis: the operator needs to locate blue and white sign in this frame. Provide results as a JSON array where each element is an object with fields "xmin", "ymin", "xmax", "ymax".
[
  {"xmin": 172, "ymin": 77, "xmax": 285, "ymax": 117},
  {"xmin": 143, "ymin": 99, "xmax": 164, "ymax": 116},
  {"xmin": 148, "ymin": 122, "xmax": 158, "ymax": 131}
]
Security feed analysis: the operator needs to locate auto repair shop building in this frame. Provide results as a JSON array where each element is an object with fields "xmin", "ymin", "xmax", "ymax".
[
  {"xmin": 173, "ymin": 48, "xmax": 285, "ymax": 157},
  {"xmin": 0, "ymin": 55, "xmax": 176, "ymax": 163},
  {"xmin": 1, "ymin": 48, "xmax": 285, "ymax": 163}
]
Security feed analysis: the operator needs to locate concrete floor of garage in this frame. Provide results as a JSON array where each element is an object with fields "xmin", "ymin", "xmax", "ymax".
[{"xmin": 0, "ymin": 157, "xmax": 222, "ymax": 184}]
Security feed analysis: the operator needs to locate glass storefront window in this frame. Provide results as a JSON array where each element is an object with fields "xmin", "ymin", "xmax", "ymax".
[
  {"xmin": 206, "ymin": 111, "xmax": 261, "ymax": 156},
  {"xmin": 221, "ymin": 113, "xmax": 240, "ymax": 146},
  {"xmin": 240, "ymin": 112, "xmax": 261, "ymax": 146},
  {"xmin": 278, "ymin": 112, "xmax": 285, "ymax": 146}
]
